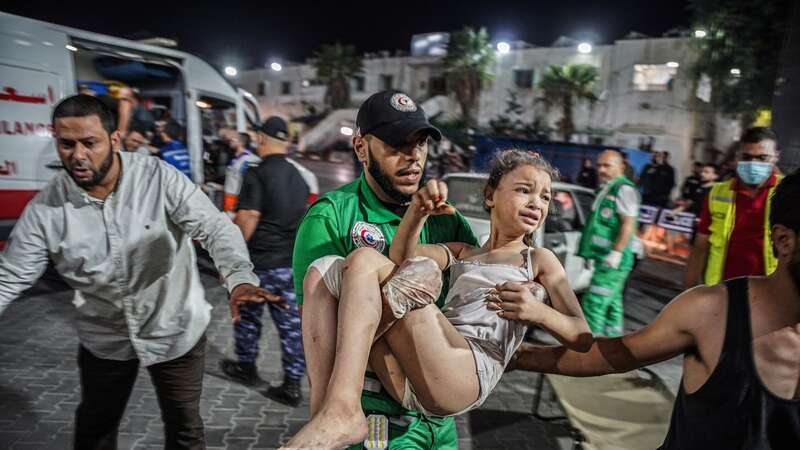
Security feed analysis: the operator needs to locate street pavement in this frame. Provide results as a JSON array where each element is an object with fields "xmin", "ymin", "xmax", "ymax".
[{"xmin": 0, "ymin": 157, "xmax": 685, "ymax": 449}]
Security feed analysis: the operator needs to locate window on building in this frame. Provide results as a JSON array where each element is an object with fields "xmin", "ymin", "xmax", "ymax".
[
  {"xmin": 281, "ymin": 81, "xmax": 292, "ymax": 95},
  {"xmin": 633, "ymin": 64, "xmax": 678, "ymax": 91},
  {"xmin": 514, "ymin": 69, "xmax": 534, "ymax": 89},
  {"xmin": 429, "ymin": 76, "xmax": 446, "ymax": 96},
  {"xmin": 257, "ymin": 81, "xmax": 266, "ymax": 96},
  {"xmin": 352, "ymin": 75, "xmax": 365, "ymax": 92},
  {"xmin": 380, "ymin": 74, "xmax": 394, "ymax": 91}
]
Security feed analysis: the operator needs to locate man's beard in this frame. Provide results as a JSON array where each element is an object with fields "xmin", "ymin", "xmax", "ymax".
[
  {"xmin": 65, "ymin": 146, "xmax": 115, "ymax": 189},
  {"xmin": 366, "ymin": 145, "xmax": 423, "ymax": 204}
]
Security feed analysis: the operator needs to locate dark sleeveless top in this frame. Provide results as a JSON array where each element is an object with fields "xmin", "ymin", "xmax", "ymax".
[{"xmin": 658, "ymin": 277, "xmax": 800, "ymax": 450}]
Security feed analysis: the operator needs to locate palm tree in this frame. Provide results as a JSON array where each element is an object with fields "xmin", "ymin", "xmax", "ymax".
[
  {"xmin": 538, "ymin": 64, "xmax": 599, "ymax": 141},
  {"xmin": 312, "ymin": 43, "xmax": 363, "ymax": 110},
  {"xmin": 443, "ymin": 27, "xmax": 495, "ymax": 127}
]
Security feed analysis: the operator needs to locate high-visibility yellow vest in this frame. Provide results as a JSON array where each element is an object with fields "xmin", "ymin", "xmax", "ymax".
[{"xmin": 704, "ymin": 175, "xmax": 783, "ymax": 285}]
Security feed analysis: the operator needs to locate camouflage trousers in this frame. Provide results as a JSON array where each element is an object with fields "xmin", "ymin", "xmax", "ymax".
[{"xmin": 234, "ymin": 267, "xmax": 306, "ymax": 380}]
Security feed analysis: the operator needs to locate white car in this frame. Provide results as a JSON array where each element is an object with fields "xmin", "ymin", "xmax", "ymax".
[{"xmin": 443, "ymin": 172, "xmax": 597, "ymax": 292}]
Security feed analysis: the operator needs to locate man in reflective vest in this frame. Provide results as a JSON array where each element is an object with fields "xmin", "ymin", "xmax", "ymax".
[
  {"xmin": 578, "ymin": 150, "xmax": 640, "ymax": 336},
  {"xmin": 684, "ymin": 127, "xmax": 783, "ymax": 288}
]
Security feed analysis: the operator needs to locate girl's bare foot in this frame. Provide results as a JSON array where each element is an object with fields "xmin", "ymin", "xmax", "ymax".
[{"xmin": 280, "ymin": 405, "xmax": 367, "ymax": 450}]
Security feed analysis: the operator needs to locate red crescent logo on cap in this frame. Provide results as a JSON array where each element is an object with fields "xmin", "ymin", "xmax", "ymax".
[{"xmin": 390, "ymin": 93, "xmax": 417, "ymax": 112}]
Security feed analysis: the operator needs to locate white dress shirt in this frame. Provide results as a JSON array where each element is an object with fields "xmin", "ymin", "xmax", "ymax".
[{"xmin": 0, "ymin": 152, "xmax": 259, "ymax": 366}]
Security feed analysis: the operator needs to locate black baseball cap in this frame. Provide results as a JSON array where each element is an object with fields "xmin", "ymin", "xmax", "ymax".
[
  {"xmin": 257, "ymin": 116, "xmax": 289, "ymax": 141},
  {"xmin": 356, "ymin": 90, "xmax": 442, "ymax": 148}
]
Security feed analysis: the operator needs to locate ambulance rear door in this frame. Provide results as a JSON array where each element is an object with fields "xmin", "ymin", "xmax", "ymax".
[{"xmin": 0, "ymin": 13, "xmax": 73, "ymax": 242}]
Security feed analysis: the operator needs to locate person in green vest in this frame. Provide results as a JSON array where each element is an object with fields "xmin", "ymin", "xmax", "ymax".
[
  {"xmin": 578, "ymin": 149, "xmax": 640, "ymax": 336},
  {"xmin": 291, "ymin": 90, "xmax": 477, "ymax": 449}
]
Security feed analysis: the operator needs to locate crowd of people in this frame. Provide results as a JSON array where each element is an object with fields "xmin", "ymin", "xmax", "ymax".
[{"xmin": 0, "ymin": 88, "xmax": 797, "ymax": 450}]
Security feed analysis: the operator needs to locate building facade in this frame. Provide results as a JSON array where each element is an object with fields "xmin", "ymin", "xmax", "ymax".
[{"xmin": 237, "ymin": 35, "xmax": 740, "ymax": 182}]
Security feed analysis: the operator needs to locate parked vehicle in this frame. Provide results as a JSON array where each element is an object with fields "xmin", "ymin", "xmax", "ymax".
[{"xmin": 0, "ymin": 12, "xmax": 261, "ymax": 245}]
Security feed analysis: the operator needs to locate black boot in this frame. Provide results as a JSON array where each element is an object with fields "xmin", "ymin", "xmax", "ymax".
[
  {"xmin": 219, "ymin": 359, "xmax": 265, "ymax": 387},
  {"xmin": 264, "ymin": 376, "xmax": 302, "ymax": 407}
]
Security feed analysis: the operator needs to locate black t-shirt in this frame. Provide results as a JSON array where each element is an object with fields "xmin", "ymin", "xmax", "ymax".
[
  {"xmin": 680, "ymin": 175, "xmax": 701, "ymax": 199},
  {"xmin": 577, "ymin": 168, "xmax": 598, "ymax": 189},
  {"xmin": 236, "ymin": 154, "xmax": 310, "ymax": 270},
  {"xmin": 658, "ymin": 277, "xmax": 800, "ymax": 450},
  {"xmin": 682, "ymin": 179, "xmax": 711, "ymax": 216},
  {"xmin": 639, "ymin": 163, "xmax": 676, "ymax": 206}
]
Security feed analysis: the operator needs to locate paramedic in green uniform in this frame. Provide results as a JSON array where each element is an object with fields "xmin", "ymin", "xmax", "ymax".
[
  {"xmin": 292, "ymin": 90, "xmax": 477, "ymax": 449},
  {"xmin": 577, "ymin": 149, "xmax": 640, "ymax": 336}
]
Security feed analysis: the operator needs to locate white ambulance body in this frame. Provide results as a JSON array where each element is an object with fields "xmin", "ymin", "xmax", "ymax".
[{"xmin": 0, "ymin": 12, "xmax": 261, "ymax": 244}]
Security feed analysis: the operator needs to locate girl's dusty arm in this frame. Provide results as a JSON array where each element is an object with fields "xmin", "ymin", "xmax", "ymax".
[
  {"xmin": 389, "ymin": 180, "xmax": 466, "ymax": 270},
  {"xmin": 532, "ymin": 247, "xmax": 593, "ymax": 351},
  {"xmin": 494, "ymin": 247, "xmax": 593, "ymax": 352}
]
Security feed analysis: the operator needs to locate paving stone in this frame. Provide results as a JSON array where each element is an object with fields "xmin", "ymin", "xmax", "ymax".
[
  {"xmin": 118, "ymin": 432, "xmax": 146, "ymax": 449},
  {"xmin": 207, "ymin": 409, "xmax": 238, "ymax": 428},
  {"xmin": 42, "ymin": 404, "xmax": 75, "ymax": 421},
  {"xmin": 42, "ymin": 432, "xmax": 73, "ymax": 450},
  {"xmin": 226, "ymin": 418, "xmax": 259, "ymax": 439},
  {"xmin": 29, "ymin": 393, "xmax": 72, "ymax": 412},
  {"xmin": 17, "ymin": 420, "xmax": 69, "ymax": 444},
  {"xmin": 253, "ymin": 428, "xmax": 286, "ymax": 448},
  {"xmin": 3, "ymin": 413, "xmax": 43, "ymax": 433},
  {"xmin": 205, "ymin": 427, "xmax": 229, "ymax": 447},
  {"xmin": 131, "ymin": 429, "xmax": 164, "ymax": 447},
  {"xmin": 12, "ymin": 442, "xmax": 49, "ymax": 450},
  {"xmin": 256, "ymin": 412, "xmax": 286, "ymax": 429},
  {"xmin": 0, "ymin": 431, "xmax": 29, "ymax": 447},
  {"xmin": 224, "ymin": 438, "xmax": 256, "ymax": 450},
  {"xmin": 119, "ymin": 414, "xmax": 158, "ymax": 434},
  {"xmin": 233, "ymin": 402, "xmax": 266, "ymax": 419},
  {"xmin": 217, "ymin": 394, "xmax": 248, "ymax": 410}
]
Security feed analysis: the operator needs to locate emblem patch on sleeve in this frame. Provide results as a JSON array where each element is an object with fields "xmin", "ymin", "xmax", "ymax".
[{"xmin": 351, "ymin": 221, "xmax": 386, "ymax": 253}]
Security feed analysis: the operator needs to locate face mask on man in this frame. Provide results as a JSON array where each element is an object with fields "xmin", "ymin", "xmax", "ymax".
[{"xmin": 736, "ymin": 161, "xmax": 773, "ymax": 186}]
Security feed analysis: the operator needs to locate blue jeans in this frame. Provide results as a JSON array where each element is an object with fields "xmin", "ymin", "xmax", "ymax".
[{"xmin": 234, "ymin": 268, "xmax": 305, "ymax": 380}]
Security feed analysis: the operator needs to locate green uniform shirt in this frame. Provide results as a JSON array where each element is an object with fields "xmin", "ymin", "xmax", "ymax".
[
  {"xmin": 292, "ymin": 174, "xmax": 477, "ymax": 448},
  {"xmin": 293, "ymin": 175, "xmax": 477, "ymax": 304}
]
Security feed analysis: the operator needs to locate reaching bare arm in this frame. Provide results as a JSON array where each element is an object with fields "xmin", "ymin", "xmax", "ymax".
[
  {"xmin": 512, "ymin": 286, "xmax": 712, "ymax": 376},
  {"xmin": 614, "ymin": 215, "xmax": 637, "ymax": 252},
  {"xmin": 684, "ymin": 233, "xmax": 710, "ymax": 289},
  {"xmin": 234, "ymin": 209, "xmax": 261, "ymax": 242}
]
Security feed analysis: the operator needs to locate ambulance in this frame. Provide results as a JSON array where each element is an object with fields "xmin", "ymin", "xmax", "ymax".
[{"xmin": 0, "ymin": 11, "xmax": 264, "ymax": 246}]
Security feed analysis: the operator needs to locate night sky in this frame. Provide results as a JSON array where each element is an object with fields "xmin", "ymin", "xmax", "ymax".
[{"xmin": 3, "ymin": 0, "xmax": 691, "ymax": 70}]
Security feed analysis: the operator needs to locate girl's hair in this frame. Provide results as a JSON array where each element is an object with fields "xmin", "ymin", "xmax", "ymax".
[{"xmin": 483, "ymin": 149, "xmax": 559, "ymax": 246}]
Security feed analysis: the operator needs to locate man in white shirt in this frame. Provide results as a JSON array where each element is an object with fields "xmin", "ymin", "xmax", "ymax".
[{"xmin": 0, "ymin": 94, "xmax": 282, "ymax": 449}]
